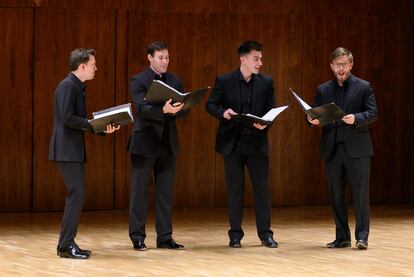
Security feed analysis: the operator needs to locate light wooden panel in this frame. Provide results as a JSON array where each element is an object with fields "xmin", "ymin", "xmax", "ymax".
[
  {"xmin": 33, "ymin": 9, "xmax": 117, "ymax": 210},
  {"xmin": 114, "ymin": 10, "xmax": 130, "ymax": 209},
  {"xmin": 217, "ymin": 12, "xmax": 303, "ymax": 207},
  {"xmin": 1, "ymin": 206, "xmax": 414, "ymax": 276},
  {"xmin": 127, "ymin": 11, "xmax": 218, "ymax": 208},
  {"xmin": 0, "ymin": 8, "xmax": 33, "ymax": 211}
]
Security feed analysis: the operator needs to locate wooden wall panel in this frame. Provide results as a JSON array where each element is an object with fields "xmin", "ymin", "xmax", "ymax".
[
  {"xmin": 0, "ymin": 0, "xmax": 413, "ymax": 211},
  {"xmin": 0, "ymin": 0, "xmax": 34, "ymax": 7},
  {"xmin": 301, "ymin": 13, "xmax": 412, "ymax": 205},
  {"xmin": 304, "ymin": 0, "xmax": 408, "ymax": 16},
  {"xmin": 225, "ymin": 0, "xmax": 303, "ymax": 15},
  {"xmin": 33, "ymin": 9, "xmax": 117, "ymax": 210},
  {"xmin": 395, "ymin": 15, "xmax": 414, "ymax": 203},
  {"xmin": 301, "ymin": 15, "xmax": 357, "ymax": 206},
  {"xmin": 34, "ymin": 0, "xmax": 131, "ymax": 9},
  {"xmin": 217, "ymin": 13, "xmax": 303, "ymax": 207},
  {"xmin": 132, "ymin": 0, "xmax": 219, "ymax": 13},
  {"xmin": 114, "ymin": 10, "xmax": 130, "ymax": 209},
  {"xmin": 0, "ymin": 9, "xmax": 33, "ymax": 211},
  {"xmin": 127, "ymin": 11, "xmax": 218, "ymax": 208}
]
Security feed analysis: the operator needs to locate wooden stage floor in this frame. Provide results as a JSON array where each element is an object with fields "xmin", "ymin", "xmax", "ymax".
[{"xmin": 0, "ymin": 205, "xmax": 413, "ymax": 276}]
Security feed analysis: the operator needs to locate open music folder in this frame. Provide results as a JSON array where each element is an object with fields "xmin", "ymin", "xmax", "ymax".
[
  {"xmin": 144, "ymin": 80, "xmax": 210, "ymax": 109},
  {"xmin": 231, "ymin": 105, "xmax": 289, "ymax": 126},
  {"xmin": 290, "ymin": 88, "xmax": 345, "ymax": 126},
  {"xmin": 88, "ymin": 103, "xmax": 134, "ymax": 133}
]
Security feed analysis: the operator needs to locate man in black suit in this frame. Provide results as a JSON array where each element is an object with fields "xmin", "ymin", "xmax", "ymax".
[
  {"xmin": 206, "ymin": 40, "xmax": 278, "ymax": 248},
  {"xmin": 49, "ymin": 48, "xmax": 119, "ymax": 259},
  {"xmin": 308, "ymin": 47, "xmax": 378, "ymax": 250},
  {"xmin": 128, "ymin": 41, "xmax": 186, "ymax": 250}
]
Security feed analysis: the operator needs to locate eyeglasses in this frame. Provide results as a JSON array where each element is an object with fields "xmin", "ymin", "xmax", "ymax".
[{"xmin": 333, "ymin": 62, "xmax": 350, "ymax": 69}]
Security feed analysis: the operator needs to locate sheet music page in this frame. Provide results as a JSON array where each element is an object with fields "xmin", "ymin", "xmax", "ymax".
[
  {"xmin": 93, "ymin": 106, "xmax": 131, "ymax": 119},
  {"xmin": 261, "ymin": 105, "xmax": 289, "ymax": 121},
  {"xmin": 290, "ymin": 89, "xmax": 312, "ymax": 110}
]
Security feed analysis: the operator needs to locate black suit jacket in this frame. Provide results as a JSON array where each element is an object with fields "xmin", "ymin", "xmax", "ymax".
[
  {"xmin": 48, "ymin": 73, "xmax": 92, "ymax": 162},
  {"xmin": 315, "ymin": 74, "xmax": 378, "ymax": 160},
  {"xmin": 128, "ymin": 67, "xmax": 186, "ymax": 158},
  {"xmin": 206, "ymin": 69, "xmax": 276, "ymax": 157}
]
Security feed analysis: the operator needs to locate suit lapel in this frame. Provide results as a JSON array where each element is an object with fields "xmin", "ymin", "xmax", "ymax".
[
  {"xmin": 251, "ymin": 74, "xmax": 261, "ymax": 114},
  {"xmin": 232, "ymin": 70, "xmax": 242, "ymax": 112},
  {"xmin": 343, "ymin": 75, "xmax": 357, "ymax": 111},
  {"xmin": 328, "ymin": 81, "xmax": 336, "ymax": 103}
]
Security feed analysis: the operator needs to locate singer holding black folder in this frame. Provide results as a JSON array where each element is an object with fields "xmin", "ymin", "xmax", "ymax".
[
  {"xmin": 206, "ymin": 40, "xmax": 278, "ymax": 248},
  {"xmin": 49, "ymin": 48, "xmax": 119, "ymax": 259},
  {"xmin": 307, "ymin": 47, "xmax": 378, "ymax": 250},
  {"xmin": 128, "ymin": 41, "xmax": 186, "ymax": 250}
]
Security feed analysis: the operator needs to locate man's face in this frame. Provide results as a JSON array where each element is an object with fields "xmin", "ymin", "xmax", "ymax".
[
  {"xmin": 330, "ymin": 55, "xmax": 353, "ymax": 85},
  {"xmin": 240, "ymin": 50, "xmax": 263, "ymax": 75},
  {"xmin": 81, "ymin": 55, "xmax": 97, "ymax": 81},
  {"xmin": 148, "ymin": 49, "xmax": 169, "ymax": 74}
]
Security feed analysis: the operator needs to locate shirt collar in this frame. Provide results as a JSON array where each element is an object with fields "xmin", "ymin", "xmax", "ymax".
[
  {"xmin": 148, "ymin": 67, "xmax": 166, "ymax": 81},
  {"xmin": 237, "ymin": 69, "xmax": 256, "ymax": 83},
  {"xmin": 334, "ymin": 76, "xmax": 351, "ymax": 89},
  {"xmin": 69, "ymin": 72, "xmax": 86, "ymax": 92}
]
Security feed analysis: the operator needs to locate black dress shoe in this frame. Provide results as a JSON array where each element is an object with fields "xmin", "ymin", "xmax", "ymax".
[
  {"xmin": 356, "ymin": 239, "xmax": 368, "ymax": 250},
  {"xmin": 73, "ymin": 243, "xmax": 92, "ymax": 255},
  {"xmin": 58, "ymin": 244, "xmax": 90, "ymax": 259},
  {"xmin": 229, "ymin": 239, "xmax": 242, "ymax": 248},
  {"xmin": 133, "ymin": 240, "xmax": 147, "ymax": 251},
  {"xmin": 261, "ymin": 236, "xmax": 278, "ymax": 248},
  {"xmin": 157, "ymin": 238, "xmax": 184, "ymax": 249},
  {"xmin": 57, "ymin": 243, "xmax": 91, "ymax": 256},
  {"xmin": 326, "ymin": 239, "xmax": 351, "ymax": 248}
]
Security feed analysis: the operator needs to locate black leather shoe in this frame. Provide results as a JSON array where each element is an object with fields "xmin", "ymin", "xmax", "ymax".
[
  {"xmin": 133, "ymin": 240, "xmax": 147, "ymax": 251},
  {"xmin": 157, "ymin": 238, "xmax": 184, "ymax": 249},
  {"xmin": 356, "ymin": 239, "xmax": 368, "ymax": 250},
  {"xmin": 326, "ymin": 239, "xmax": 351, "ymax": 248},
  {"xmin": 73, "ymin": 243, "xmax": 92, "ymax": 255},
  {"xmin": 229, "ymin": 239, "xmax": 241, "ymax": 248},
  {"xmin": 58, "ymin": 244, "xmax": 90, "ymax": 259},
  {"xmin": 261, "ymin": 236, "xmax": 278, "ymax": 248}
]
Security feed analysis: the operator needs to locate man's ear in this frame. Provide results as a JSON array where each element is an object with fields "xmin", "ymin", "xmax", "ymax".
[
  {"xmin": 147, "ymin": 54, "xmax": 153, "ymax": 62},
  {"xmin": 240, "ymin": 56, "xmax": 245, "ymax": 64}
]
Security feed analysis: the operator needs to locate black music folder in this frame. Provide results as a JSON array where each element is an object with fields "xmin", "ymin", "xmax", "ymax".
[
  {"xmin": 145, "ymin": 80, "xmax": 210, "ymax": 109},
  {"xmin": 231, "ymin": 105, "xmax": 289, "ymax": 126},
  {"xmin": 88, "ymin": 103, "xmax": 134, "ymax": 133},
  {"xmin": 290, "ymin": 89, "xmax": 345, "ymax": 126}
]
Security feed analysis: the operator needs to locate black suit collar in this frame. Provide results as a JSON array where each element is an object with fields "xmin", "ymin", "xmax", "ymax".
[
  {"xmin": 68, "ymin": 72, "xmax": 86, "ymax": 93},
  {"xmin": 237, "ymin": 69, "xmax": 258, "ymax": 83},
  {"xmin": 330, "ymin": 74, "xmax": 357, "ymax": 111},
  {"xmin": 147, "ymin": 67, "xmax": 166, "ymax": 82}
]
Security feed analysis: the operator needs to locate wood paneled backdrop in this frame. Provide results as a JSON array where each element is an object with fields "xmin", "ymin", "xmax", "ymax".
[{"xmin": 0, "ymin": 0, "xmax": 413, "ymax": 211}]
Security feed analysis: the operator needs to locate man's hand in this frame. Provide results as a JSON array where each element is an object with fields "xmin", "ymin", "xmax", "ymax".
[
  {"xmin": 253, "ymin": 123, "xmax": 267, "ymax": 130},
  {"xmin": 104, "ymin": 124, "xmax": 120, "ymax": 133},
  {"xmin": 342, "ymin": 114, "xmax": 355, "ymax": 125},
  {"xmin": 223, "ymin": 108, "xmax": 238, "ymax": 120},
  {"xmin": 163, "ymin": 98, "xmax": 184, "ymax": 114},
  {"xmin": 307, "ymin": 116, "xmax": 320, "ymax": 126}
]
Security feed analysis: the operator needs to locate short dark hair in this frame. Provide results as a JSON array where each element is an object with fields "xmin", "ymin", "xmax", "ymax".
[
  {"xmin": 237, "ymin": 40, "xmax": 263, "ymax": 56},
  {"xmin": 147, "ymin": 41, "xmax": 168, "ymax": 56},
  {"xmin": 68, "ymin": 48, "xmax": 96, "ymax": 71},
  {"xmin": 330, "ymin": 47, "xmax": 353, "ymax": 63}
]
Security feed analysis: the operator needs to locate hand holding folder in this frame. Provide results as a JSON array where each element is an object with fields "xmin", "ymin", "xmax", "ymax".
[
  {"xmin": 231, "ymin": 105, "xmax": 289, "ymax": 126},
  {"xmin": 290, "ymin": 88, "xmax": 345, "ymax": 126},
  {"xmin": 88, "ymin": 103, "xmax": 134, "ymax": 133},
  {"xmin": 145, "ymin": 80, "xmax": 210, "ymax": 109}
]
